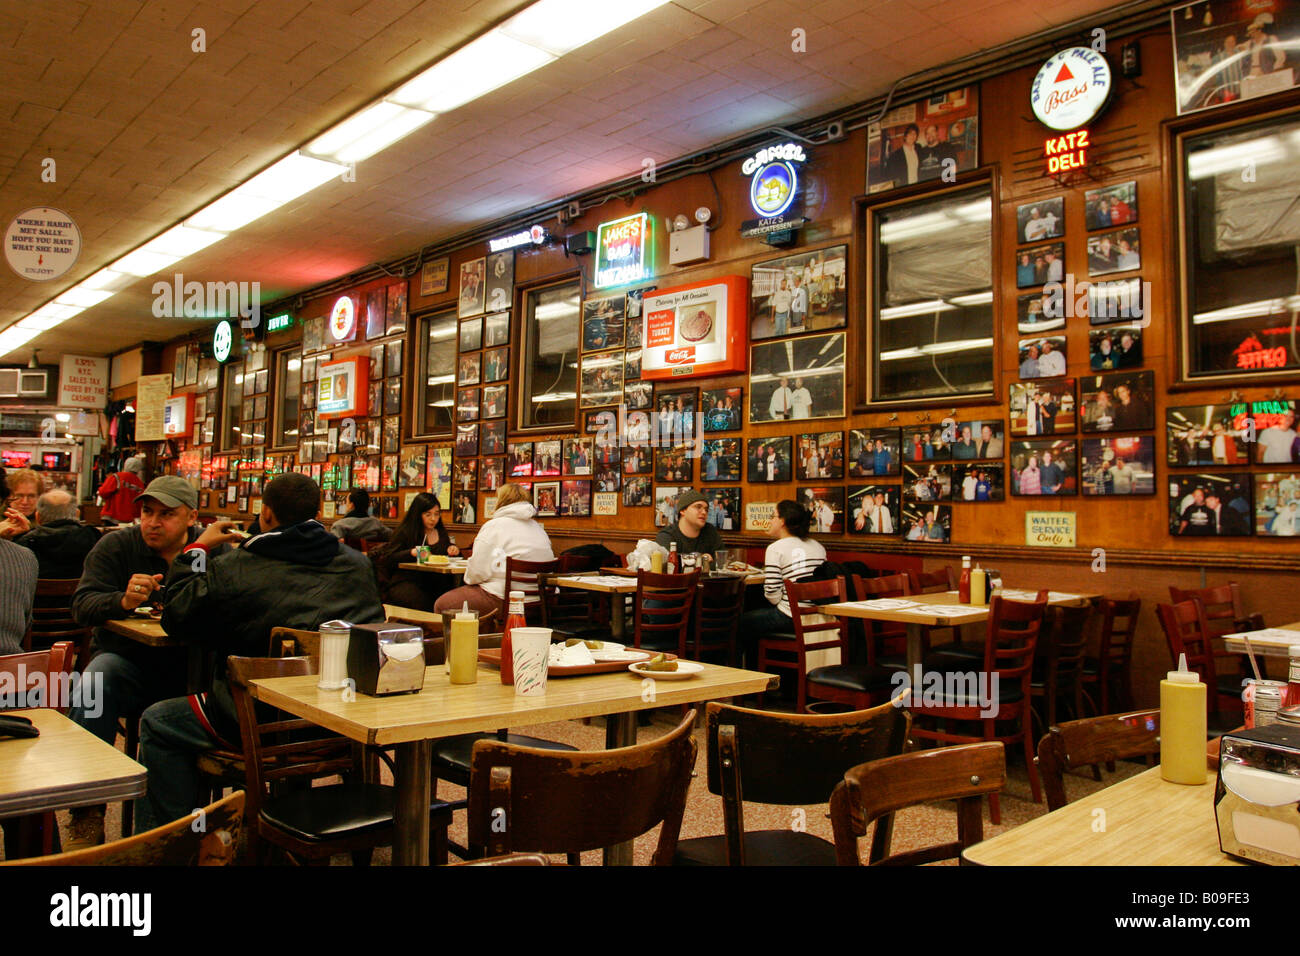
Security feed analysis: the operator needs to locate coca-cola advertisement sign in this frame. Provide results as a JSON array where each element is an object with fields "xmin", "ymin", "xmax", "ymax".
[
  {"xmin": 639, "ymin": 276, "xmax": 748, "ymax": 381},
  {"xmin": 1030, "ymin": 47, "xmax": 1113, "ymax": 131}
]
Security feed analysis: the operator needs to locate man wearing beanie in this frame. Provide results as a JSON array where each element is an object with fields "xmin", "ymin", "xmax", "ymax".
[{"xmin": 655, "ymin": 488, "xmax": 724, "ymax": 558}]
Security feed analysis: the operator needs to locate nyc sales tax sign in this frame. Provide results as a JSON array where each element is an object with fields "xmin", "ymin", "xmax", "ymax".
[
  {"xmin": 640, "ymin": 275, "xmax": 748, "ymax": 381},
  {"xmin": 1025, "ymin": 511, "xmax": 1076, "ymax": 548},
  {"xmin": 1030, "ymin": 48, "xmax": 1112, "ymax": 131}
]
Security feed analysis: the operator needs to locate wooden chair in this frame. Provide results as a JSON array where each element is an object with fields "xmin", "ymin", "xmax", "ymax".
[
  {"xmin": 758, "ymin": 576, "xmax": 895, "ymax": 714},
  {"xmin": 908, "ymin": 592, "xmax": 1047, "ymax": 824},
  {"xmin": 467, "ymin": 710, "xmax": 698, "ymax": 864},
  {"xmin": 631, "ymin": 568, "xmax": 699, "ymax": 654},
  {"xmin": 851, "ymin": 572, "xmax": 912, "ymax": 670},
  {"xmin": 689, "ymin": 574, "xmax": 746, "ymax": 664},
  {"xmin": 1156, "ymin": 600, "xmax": 1243, "ymax": 715},
  {"xmin": 673, "ymin": 699, "xmax": 910, "ymax": 866},
  {"xmin": 504, "ymin": 556, "xmax": 560, "ymax": 624},
  {"xmin": 24, "ymin": 578, "xmax": 92, "ymax": 667},
  {"xmin": 538, "ymin": 558, "xmax": 612, "ymax": 644},
  {"xmin": 829, "ymin": 742, "xmax": 1005, "ymax": 865},
  {"xmin": 455, "ymin": 852, "xmax": 550, "ymax": 866},
  {"xmin": 1036, "ymin": 709, "xmax": 1160, "ymax": 810},
  {"xmin": 1030, "ymin": 603, "xmax": 1092, "ymax": 731},
  {"xmin": 1081, "ymin": 593, "xmax": 1141, "ymax": 714},
  {"xmin": 227, "ymin": 656, "xmax": 453, "ymax": 865},
  {"xmin": 1169, "ymin": 583, "xmax": 1264, "ymax": 678},
  {"xmin": 4, "ymin": 791, "xmax": 244, "ymax": 866},
  {"xmin": 0, "ymin": 641, "xmax": 76, "ymax": 858}
]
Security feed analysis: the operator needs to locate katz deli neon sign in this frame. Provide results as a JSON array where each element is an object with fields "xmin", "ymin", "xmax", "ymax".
[{"xmin": 1044, "ymin": 128, "xmax": 1090, "ymax": 174}]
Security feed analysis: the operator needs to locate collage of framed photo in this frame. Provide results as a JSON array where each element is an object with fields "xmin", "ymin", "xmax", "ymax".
[
  {"xmin": 848, "ymin": 486, "xmax": 900, "ymax": 535},
  {"xmin": 750, "ymin": 332, "xmax": 846, "ymax": 423},
  {"xmin": 849, "ymin": 427, "xmax": 902, "ymax": 477},
  {"xmin": 749, "ymin": 245, "xmax": 848, "ymax": 341}
]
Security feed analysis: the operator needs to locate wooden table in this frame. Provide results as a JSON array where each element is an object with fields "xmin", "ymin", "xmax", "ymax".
[
  {"xmin": 251, "ymin": 661, "xmax": 775, "ymax": 866},
  {"xmin": 1224, "ymin": 622, "xmax": 1300, "ymax": 660},
  {"xmin": 556, "ymin": 572, "xmax": 765, "ymax": 641},
  {"xmin": 104, "ymin": 615, "xmax": 204, "ymax": 693},
  {"xmin": 0, "ymin": 709, "xmax": 147, "ymax": 817},
  {"xmin": 398, "ymin": 561, "xmax": 468, "ymax": 575},
  {"xmin": 963, "ymin": 765, "xmax": 1238, "ymax": 865},
  {"xmin": 823, "ymin": 589, "xmax": 1100, "ymax": 674}
]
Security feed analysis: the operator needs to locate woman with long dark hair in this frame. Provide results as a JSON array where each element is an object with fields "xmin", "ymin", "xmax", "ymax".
[
  {"xmin": 371, "ymin": 493, "xmax": 460, "ymax": 610},
  {"xmin": 738, "ymin": 499, "xmax": 826, "ymax": 668}
]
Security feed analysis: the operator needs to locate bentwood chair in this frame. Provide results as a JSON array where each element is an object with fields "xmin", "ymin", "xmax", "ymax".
[
  {"xmin": 3, "ymin": 791, "xmax": 244, "ymax": 867},
  {"xmin": 850, "ymin": 572, "xmax": 912, "ymax": 671},
  {"xmin": 673, "ymin": 699, "xmax": 910, "ymax": 866},
  {"xmin": 1156, "ymin": 600, "xmax": 1243, "ymax": 716},
  {"xmin": 631, "ymin": 569, "xmax": 699, "ymax": 654},
  {"xmin": 1035, "ymin": 710, "xmax": 1160, "ymax": 811},
  {"xmin": 1030, "ymin": 603, "xmax": 1093, "ymax": 730},
  {"xmin": 758, "ymin": 577, "xmax": 895, "ymax": 714},
  {"xmin": 1169, "ymin": 583, "xmax": 1265, "ymax": 679},
  {"xmin": 1081, "ymin": 593, "xmax": 1141, "ymax": 714},
  {"xmin": 227, "ymin": 656, "xmax": 453, "ymax": 865},
  {"xmin": 689, "ymin": 574, "xmax": 747, "ymax": 664},
  {"xmin": 467, "ymin": 710, "xmax": 698, "ymax": 864},
  {"xmin": 909, "ymin": 592, "xmax": 1048, "ymax": 824},
  {"xmin": 24, "ymin": 579, "xmax": 92, "ymax": 666},
  {"xmin": 0, "ymin": 641, "xmax": 77, "ymax": 858},
  {"xmin": 830, "ymin": 742, "xmax": 1006, "ymax": 865}
]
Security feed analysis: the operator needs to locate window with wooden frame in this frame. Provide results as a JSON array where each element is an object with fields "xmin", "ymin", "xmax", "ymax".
[
  {"xmin": 272, "ymin": 348, "xmax": 301, "ymax": 449},
  {"xmin": 414, "ymin": 308, "xmax": 457, "ymax": 437}
]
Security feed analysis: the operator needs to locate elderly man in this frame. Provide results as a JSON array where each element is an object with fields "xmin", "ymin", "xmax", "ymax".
[
  {"xmin": 66, "ymin": 476, "xmax": 220, "ymax": 847},
  {"xmin": 14, "ymin": 489, "xmax": 101, "ymax": 579},
  {"xmin": 655, "ymin": 489, "xmax": 724, "ymax": 559},
  {"xmin": 134, "ymin": 473, "xmax": 384, "ymax": 833}
]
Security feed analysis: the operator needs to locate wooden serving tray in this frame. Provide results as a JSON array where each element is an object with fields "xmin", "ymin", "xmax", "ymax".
[{"xmin": 476, "ymin": 647, "xmax": 669, "ymax": 677}]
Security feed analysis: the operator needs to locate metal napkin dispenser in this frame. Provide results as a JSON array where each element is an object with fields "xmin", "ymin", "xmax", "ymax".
[
  {"xmin": 1216, "ymin": 722, "xmax": 1300, "ymax": 865},
  {"xmin": 346, "ymin": 623, "xmax": 426, "ymax": 696}
]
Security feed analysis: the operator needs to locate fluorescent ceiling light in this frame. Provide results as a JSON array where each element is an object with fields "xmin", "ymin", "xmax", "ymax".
[
  {"xmin": 307, "ymin": 101, "xmax": 437, "ymax": 164},
  {"xmin": 501, "ymin": 0, "xmax": 668, "ymax": 55},
  {"xmin": 112, "ymin": 247, "xmax": 184, "ymax": 277},
  {"xmin": 54, "ymin": 287, "xmax": 114, "ymax": 309},
  {"xmin": 390, "ymin": 32, "xmax": 555, "ymax": 112},
  {"xmin": 77, "ymin": 268, "xmax": 135, "ymax": 292},
  {"xmin": 0, "ymin": 327, "xmax": 39, "ymax": 351},
  {"xmin": 16, "ymin": 315, "xmax": 70, "ymax": 331},
  {"xmin": 920, "ymin": 337, "xmax": 994, "ymax": 355},
  {"xmin": 137, "ymin": 224, "xmax": 227, "ymax": 258},
  {"xmin": 187, "ymin": 152, "xmax": 345, "ymax": 232},
  {"xmin": 880, "ymin": 300, "xmax": 957, "ymax": 320},
  {"xmin": 186, "ymin": 193, "xmax": 283, "ymax": 233},
  {"xmin": 28, "ymin": 302, "xmax": 82, "ymax": 322},
  {"xmin": 1192, "ymin": 296, "xmax": 1300, "ymax": 324},
  {"xmin": 950, "ymin": 292, "xmax": 994, "ymax": 306},
  {"xmin": 533, "ymin": 391, "xmax": 578, "ymax": 402}
]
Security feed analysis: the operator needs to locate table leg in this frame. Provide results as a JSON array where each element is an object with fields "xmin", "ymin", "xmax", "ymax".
[
  {"xmin": 393, "ymin": 739, "xmax": 433, "ymax": 866},
  {"xmin": 610, "ymin": 594, "xmax": 626, "ymax": 642},
  {"xmin": 603, "ymin": 712, "xmax": 637, "ymax": 866},
  {"xmin": 905, "ymin": 622, "xmax": 923, "ymax": 682}
]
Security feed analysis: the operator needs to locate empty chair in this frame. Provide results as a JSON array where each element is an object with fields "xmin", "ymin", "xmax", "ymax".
[
  {"xmin": 26, "ymin": 579, "xmax": 92, "ymax": 665},
  {"xmin": 4, "ymin": 791, "xmax": 244, "ymax": 867},
  {"xmin": 538, "ymin": 554, "xmax": 612, "ymax": 644},
  {"xmin": 1169, "ymin": 583, "xmax": 1264, "ymax": 678},
  {"xmin": 908, "ymin": 592, "xmax": 1047, "ymax": 824},
  {"xmin": 689, "ymin": 574, "xmax": 746, "ymax": 664},
  {"xmin": 1030, "ymin": 603, "xmax": 1092, "ymax": 730},
  {"xmin": 1036, "ymin": 709, "xmax": 1160, "ymax": 810},
  {"xmin": 467, "ymin": 710, "xmax": 698, "ymax": 864},
  {"xmin": 673, "ymin": 699, "xmax": 910, "ymax": 866},
  {"xmin": 631, "ymin": 568, "xmax": 699, "ymax": 655},
  {"xmin": 830, "ymin": 742, "xmax": 1006, "ymax": 865},
  {"xmin": 227, "ymin": 656, "xmax": 453, "ymax": 865},
  {"xmin": 1156, "ymin": 600, "xmax": 1242, "ymax": 715},
  {"xmin": 851, "ymin": 572, "xmax": 912, "ymax": 671},
  {"xmin": 909, "ymin": 565, "xmax": 966, "ymax": 661},
  {"xmin": 1081, "ymin": 593, "xmax": 1141, "ymax": 714}
]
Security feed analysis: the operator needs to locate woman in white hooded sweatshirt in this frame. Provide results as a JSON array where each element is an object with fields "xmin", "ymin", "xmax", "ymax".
[{"xmin": 434, "ymin": 482, "xmax": 554, "ymax": 619}]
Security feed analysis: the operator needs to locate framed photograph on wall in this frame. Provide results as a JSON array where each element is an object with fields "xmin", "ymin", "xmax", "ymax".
[
  {"xmin": 532, "ymin": 439, "xmax": 561, "ymax": 477},
  {"xmin": 1084, "ymin": 181, "xmax": 1138, "ymax": 229},
  {"xmin": 1252, "ymin": 400, "xmax": 1300, "ymax": 464},
  {"xmin": 485, "ymin": 250, "xmax": 514, "ymax": 313},
  {"xmin": 482, "ymin": 346, "xmax": 508, "ymax": 383},
  {"xmin": 1089, "ymin": 325, "xmax": 1143, "ymax": 370},
  {"xmin": 1169, "ymin": 473, "xmax": 1252, "ymax": 536},
  {"xmin": 1018, "ymin": 336, "xmax": 1067, "ymax": 379},
  {"xmin": 746, "ymin": 435, "xmax": 792, "ymax": 483},
  {"xmin": 866, "ymin": 85, "xmax": 979, "ymax": 193},
  {"xmin": 702, "ymin": 487, "xmax": 742, "ymax": 532},
  {"xmin": 901, "ymin": 503, "xmax": 951, "ymax": 542},
  {"xmin": 482, "ymin": 384, "xmax": 507, "ymax": 420},
  {"xmin": 904, "ymin": 463, "xmax": 953, "ymax": 501},
  {"xmin": 1081, "ymin": 436, "xmax": 1156, "ymax": 496},
  {"xmin": 952, "ymin": 420, "xmax": 1004, "ymax": 461},
  {"xmin": 458, "ymin": 257, "xmax": 486, "ymax": 318},
  {"xmin": 456, "ymin": 387, "xmax": 479, "ymax": 422},
  {"xmin": 458, "ymin": 353, "xmax": 481, "ymax": 386},
  {"xmin": 533, "ymin": 481, "xmax": 560, "ymax": 517},
  {"xmin": 453, "ymin": 457, "xmax": 478, "ymax": 493},
  {"xmin": 1087, "ymin": 228, "xmax": 1140, "ymax": 276},
  {"xmin": 951, "ymin": 463, "xmax": 1004, "ymax": 501},
  {"xmin": 702, "ymin": 387, "xmax": 743, "ymax": 431},
  {"xmin": 1080, "ymin": 370, "xmax": 1155, "ymax": 432},
  {"xmin": 1017, "ymin": 197, "xmax": 1064, "ymax": 243},
  {"xmin": 580, "ymin": 351, "xmax": 623, "ymax": 408},
  {"xmin": 623, "ymin": 475, "xmax": 652, "ymax": 507},
  {"xmin": 798, "ymin": 486, "xmax": 845, "ymax": 534},
  {"xmin": 654, "ymin": 486, "xmax": 690, "ymax": 528},
  {"xmin": 560, "ymin": 480, "xmax": 591, "ymax": 517},
  {"xmin": 849, "ymin": 427, "xmax": 902, "ymax": 477},
  {"xmin": 454, "ymin": 422, "xmax": 478, "ymax": 458},
  {"xmin": 1009, "ymin": 380, "xmax": 1077, "ymax": 436},
  {"xmin": 482, "ymin": 456, "xmax": 505, "ymax": 492},
  {"xmin": 848, "ymin": 485, "xmax": 901, "ymax": 535},
  {"xmin": 1015, "ymin": 242, "xmax": 1064, "ymax": 288},
  {"xmin": 1171, "ymin": 2, "xmax": 1300, "ymax": 114},
  {"xmin": 749, "ymin": 244, "xmax": 847, "ymax": 341},
  {"xmin": 749, "ymin": 332, "xmax": 845, "ymax": 423},
  {"xmin": 562, "ymin": 436, "xmax": 594, "ymax": 476},
  {"xmin": 1166, "ymin": 404, "xmax": 1251, "ymax": 466},
  {"xmin": 508, "ymin": 441, "xmax": 534, "ymax": 477},
  {"xmin": 654, "ymin": 445, "xmax": 694, "ymax": 483},
  {"xmin": 482, "ymin": 420, "xmax": 506, "ymax": 456},
  {"xmin": 366, "ymin": 288, "xmax": 387, "ymax": 340},
  {"xmin": 582, "ymin": 295, "xmax": 625, "ymax": 352},
  {"xmin": 483, "ymin": 312, "xmax": 510, "ymax": 348},
  {"xmin": 701, "ymin": 438, "xmax": 742, "ymax": 481},
  {"xmin": 1009, "ymin": 439, "xmax": 1078, "ymax": 496},
  {"xmin": 625, "ymin": 380, "xmax": 653, "ymax": 410},
  {"xmin": 796, "ymin": 431, "xmax": 844, "ymax": 480},
  {"xmin": 1255, "ymin": 472, "xmax": 1300, "ymax": 535},
  {"xmin": 459, "ymin": 319, "xmax": 482, "ymax": 353}
]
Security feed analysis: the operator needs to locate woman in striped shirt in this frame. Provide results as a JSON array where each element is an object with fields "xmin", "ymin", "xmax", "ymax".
[{"xmin": 739, "ymin": 500, "xmax": 826, "ymax": 668}]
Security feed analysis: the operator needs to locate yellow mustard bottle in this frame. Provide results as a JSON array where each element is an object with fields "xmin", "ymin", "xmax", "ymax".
[
  {"xmin": 449, "ymin": 602, "xmax": 479, "ymax": 685},
  {"xmin": 970, "ymin": 565, "xmax": 987, "ymax": 607},
  {"xmin": 1160, "ymin": 652, "xmax": 1206, "ymax": 785}
]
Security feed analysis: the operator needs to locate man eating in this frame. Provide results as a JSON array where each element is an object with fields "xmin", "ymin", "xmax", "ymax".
[{"xmin": 655, "ymin": 489, "xmax": 724, "ymax": 559}]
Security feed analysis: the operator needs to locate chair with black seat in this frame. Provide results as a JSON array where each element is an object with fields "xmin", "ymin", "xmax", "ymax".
[
  {"xmin": 689, "ymin": 574, "xmax": 746, "ymax": 664},
  {"xmin": 1169, "ymin": 582, "xmax": 1265, "ymax": 679},
  {"xmin": 830, "ymin": 742, "xmax": 1005, "ymax": 865},
  {"xmin": 1036, "ymin": 709, "xmax": 1160, "ymax": 810},
  {"xmin": 1030, "ymin": 602, "xmax": 1092, "ymax": 731},
  {"xmin": 1081, "ymin": 593, "xmax": 1141, "ymax": 714},
  {"xmin": 25, "ymin": 579, "xmax": 92, "ymax": 667},
  {"xmin": 673, "ymin": 698, "xmax": 910, "ymax": 866},
  {"xmin": 467, "ymin": 710, "xmax": 697, "ymax": 864},
  {"xmin": 1156, "ymin": 600, "xmax": 1243, "ymax": 719},
  {"xmin": 227, "ymin": 655, "xmax": 453, "ymax": 865},
  {"xmin": 909, "ymin": 592, "xmax": 1047, "ymax": 824},
  {"xmin": 630, "ymin": 568, "xmax": 700, "ymax": 656},
  {"xmin": 758, "ymin": 576, "xmax": 896, "ymax": 714},
  {"xmin": 537, "ymin": 554, "xmax": 612, "ymax": 644},
  {"xmin": 850, "ymin": 572, "xmax": 912, "ymax": 671}
]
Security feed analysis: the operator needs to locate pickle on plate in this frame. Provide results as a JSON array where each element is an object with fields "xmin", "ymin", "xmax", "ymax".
[
  {"xmin": 565, "ymin": 638, "xmax": 583, "ymax": 647},
  {"xmin": 644, "ymin": 653, "xmax": 679, "ymax": 672},
  {"xmin": 583, "ymin": 640, "xmax": 603, "ymax": 650}
]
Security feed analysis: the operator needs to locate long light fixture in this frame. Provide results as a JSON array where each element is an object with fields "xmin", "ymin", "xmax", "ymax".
[{"xmin": 3, "ymin": 0, "xmax": 669, "ymax": 354}]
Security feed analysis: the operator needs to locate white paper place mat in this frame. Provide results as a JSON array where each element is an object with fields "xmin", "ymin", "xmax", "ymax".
[
  {"xmin": 849, "ymin": 599, "xmax": 920, "ymax": 610},
  {"xmin": 1225, "ymin": 628, "xmax": 1300, "ymax": 644},
  {"xmin": 560, "ymin": 574, "xmax": 635, "ymax": 588}
]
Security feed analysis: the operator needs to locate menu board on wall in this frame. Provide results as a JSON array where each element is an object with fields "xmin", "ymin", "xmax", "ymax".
[
  {"xmin": 640, "ymin": 276, "xmax": 748, "ymax": 381},
  {"xmin": 135, "ymin": 373, "xmax": 173, "ymax": 442}
]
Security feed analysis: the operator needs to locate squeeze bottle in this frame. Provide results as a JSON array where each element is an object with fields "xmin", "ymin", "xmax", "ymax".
[{"xmin": 1160, "ymin": 653, "xmax": 1206, "ymax": 785}]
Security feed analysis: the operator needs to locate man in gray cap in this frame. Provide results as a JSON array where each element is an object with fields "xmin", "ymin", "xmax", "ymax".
[
  {"xmin": 67, "ymin": 475, "xmax": 235, "ymax": 847},
  {"xmin": 655, "ymin": 488, "xmax": 724, "ymax": 559}
]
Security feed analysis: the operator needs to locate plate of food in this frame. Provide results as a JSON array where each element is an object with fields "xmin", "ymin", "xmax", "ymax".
[
  {"xmin": 628, "ymin": 655, "xmax": 704, "ymax": 680},
  {"xmin": 133, "ymin": 606, "xmax": 163, "ymax": 620}
]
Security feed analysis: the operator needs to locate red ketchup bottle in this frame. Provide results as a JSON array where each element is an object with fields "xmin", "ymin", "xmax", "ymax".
[
  {"xmin": 958, "ymin": 555, "xmax": 972, "ymax": 604},
  {"xmin": 500, "ymin": 590, "xmax": 526, "ymax": 685}
]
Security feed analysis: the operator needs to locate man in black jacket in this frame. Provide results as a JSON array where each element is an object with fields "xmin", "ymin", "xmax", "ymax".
[
  {"xmin": 134, "ymin": 472, "xmax": 384, "ymax": 834},
  {"xmin": 15, "ymin": 489, "xmax": 102, "ymax": 579}
]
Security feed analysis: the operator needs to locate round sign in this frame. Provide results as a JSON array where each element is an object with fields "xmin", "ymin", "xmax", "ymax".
[
  {"xmin": 329, "ymin": 296, "xmax": 355, "ymax": 341},
  {"xmin": 749, "ymin": 161, "xmax": 798, "ymax": 218},
  {"xmin": 213, "ymin": 320, "xmax": 234, "ymax": 363},
  {"xmin": 4, "ymin": 206, "xmax": 81, "ymax": 281},
  {"xmin": 1031, "ymin": 47, "xmax": 1113, "ymax": 131}
]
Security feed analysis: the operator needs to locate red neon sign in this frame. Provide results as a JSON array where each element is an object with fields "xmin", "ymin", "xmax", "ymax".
[{"xmin": 1044, "ymin": 129, "xmax": 1089, "ymax": 174}]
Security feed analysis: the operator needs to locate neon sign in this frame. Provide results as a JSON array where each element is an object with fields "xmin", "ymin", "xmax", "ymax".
[
  {"xmin": 212, "ymin": 319, "xmax": 233, "ymax": 363},
  {"xmin": 594, "ymin": 213, "xmax": 649, "ymax": 288},
  {"xmin": 1030, "ymin": 47, "xmax": 1112, "ymax": 131},
  {"xmin": 488, "ymin": 224, "xmax": 547, "ymax": 252},
  {"xmin": 1044, "ymin": 128, "xmax": 1090, "ymax": 174},
  {"xmin": 328, "ymin": 296, "xmax": 356, "ymax": 342},
  {"xmin": 741, "ymin": 142, "xmax": 808, "ymax": 237}
]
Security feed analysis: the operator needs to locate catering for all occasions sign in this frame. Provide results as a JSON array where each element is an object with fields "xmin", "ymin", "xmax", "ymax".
[{"xmin": 639, "ymin": 275, "xmax": 748, "ymax": 381}]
